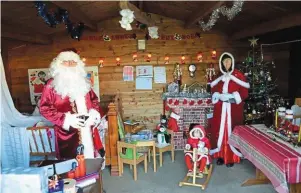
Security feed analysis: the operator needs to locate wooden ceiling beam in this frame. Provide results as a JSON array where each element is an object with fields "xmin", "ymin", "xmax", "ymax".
[
  {"xmin": 51, "ymin": 1, "xmax": 97, "ymax": 31},
  {"xmin": 185, "ymin": 1, "xmax": 225, "ymax": 29},
  {"xmin": 232, "ymin": 12, "xmax": 301, "ymax": 40},
  {"xmin": 1, "ymin": 24, "xmax": 52, "ymax": 44},
  {"xmin": 119, "ymin": 1, "xmax": 155, "ymax": 26}
]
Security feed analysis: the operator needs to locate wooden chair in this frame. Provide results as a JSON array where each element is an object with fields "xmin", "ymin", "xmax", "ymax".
[
  {"xmin": 117, "ymin": 141, "xmax": 148, "ymax": 181},
  {"xmin": 27, "ymin": 126, "xmax": 56, "ymax": 165},
  {"xmin": 150, "ymin": 129, "xmax": 175, "ymax": 167}
]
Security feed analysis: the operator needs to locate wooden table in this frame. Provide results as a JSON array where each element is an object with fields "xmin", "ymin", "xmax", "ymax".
[
  {"xmin": 121, "ymin": 139, "xmax": 157, "ymax": 172},
  {"xmin": 229, "ymin": 124, "xmax": 301, "ymax": 193}
]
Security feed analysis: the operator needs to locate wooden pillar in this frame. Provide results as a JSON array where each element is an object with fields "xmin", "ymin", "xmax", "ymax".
[{"xmin": 107, "ymin": 103, "xmax": 119, "ymax": 176}]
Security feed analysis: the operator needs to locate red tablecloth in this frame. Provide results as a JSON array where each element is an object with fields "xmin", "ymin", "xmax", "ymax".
[{"xmin": 229, "ymin": 124, "xmax": 301, "ymax": 193}]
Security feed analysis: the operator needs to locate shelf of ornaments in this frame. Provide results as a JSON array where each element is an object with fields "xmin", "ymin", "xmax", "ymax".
[{"xmin": 162, "ymin": 82, "xmax": 211, "ymax": 100}]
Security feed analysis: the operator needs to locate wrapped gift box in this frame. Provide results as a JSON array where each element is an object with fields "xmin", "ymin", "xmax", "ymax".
[{"xmin": 1, "ymin": 167, "xmax": 48, "ymax": 193}]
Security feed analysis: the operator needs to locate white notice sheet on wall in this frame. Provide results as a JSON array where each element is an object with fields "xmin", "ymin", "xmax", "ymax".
[
  {"xmin": 136, "ymin": 77, "xmax": 152, "ymax": 90},
  {"xmin": 136, "ymin": 66, "xmax": 153, "ymax": 77},
  {"xmin": 154, "ymin": 67, "xmax": 166, "ymax": 83}
]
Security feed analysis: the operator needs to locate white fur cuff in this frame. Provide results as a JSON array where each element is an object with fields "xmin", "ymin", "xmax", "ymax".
[
  {"xmin": 232, "ymin": 91, "xmax": 242, "ymax": 104},
  {"xmin": 62, "ymin": 112, "xmax": 72, "ymax": 131},
  {"xmin": 212, "ymin": 92, "xmax": 220, "ymax": 104},
  {"xmin": 170, "ymin": 112, "xmax": 180, "ymax": 120}
]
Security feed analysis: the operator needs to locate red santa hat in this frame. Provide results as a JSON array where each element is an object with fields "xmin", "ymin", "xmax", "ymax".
[{"xmin": 189, "ymin": 125, "xmax": 206, "ymax": 139}]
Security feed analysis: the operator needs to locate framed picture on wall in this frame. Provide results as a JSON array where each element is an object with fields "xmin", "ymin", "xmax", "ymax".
[
  {"xmin": 137, "ymin": 39, "xmax": 146, "ymax": 51},
  {"xmin": 28, "ymin": 66, "xmax": 100, "ymax": 105}
]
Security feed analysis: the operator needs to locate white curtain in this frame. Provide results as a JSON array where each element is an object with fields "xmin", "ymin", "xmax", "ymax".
[{"xmin": 0, "ymin": 50, "xmax": 44, "ymax": 168}]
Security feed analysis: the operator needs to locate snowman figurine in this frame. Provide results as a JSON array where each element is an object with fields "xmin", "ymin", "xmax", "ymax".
[{"xmin": 156, "ymin": 125, "xmax": 170, "ymax": 146}]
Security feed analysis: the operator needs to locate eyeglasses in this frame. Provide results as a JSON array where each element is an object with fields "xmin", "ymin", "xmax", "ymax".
[{"xmin": 62, "ymin": 60, "xmax": 77, "ymax": 66}]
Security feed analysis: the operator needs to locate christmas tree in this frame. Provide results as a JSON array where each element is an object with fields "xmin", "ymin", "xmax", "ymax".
[{"xmin": 237, "ymin": 37, "xmax": 287, "ymax": 126}]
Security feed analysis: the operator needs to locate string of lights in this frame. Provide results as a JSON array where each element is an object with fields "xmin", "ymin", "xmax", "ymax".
[{"xmin": 80, "ymin": 49, "xmax": 218, "ymax": 67}]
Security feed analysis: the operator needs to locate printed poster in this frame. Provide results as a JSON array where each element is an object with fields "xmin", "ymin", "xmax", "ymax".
[
  {"xmin": 123, "ymin": 66, "xmax": 134, "ymax": 81},
  {"xmin": 136, "ymin": 65, "xmax": 153, "ymax": 77},
  {"xmin": 28, "ymin": 66, "xmax": 100, "ymax": 105}
]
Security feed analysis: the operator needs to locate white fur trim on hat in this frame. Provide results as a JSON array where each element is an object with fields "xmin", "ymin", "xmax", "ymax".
[
  {"xmin": 56, "ymin": 51, "xmax": 81, "ymax": 62},
  {"xmin": 232, "ymin": 91, "xmax": 242, "ymax": 104},
  {"xmin": 190, "ymin": 126, "xmax": 205, "ymax": 139},
  {"xmin": 278, "ymin": 107, "xmax": 286, "ymax": 112},
  {"xmin": 170, "ymin": 112, "xmax": 180, "ymax": 120},
  {"xmin": 219, "ymin": 52, "xmax": 235, "ymax": 75}
]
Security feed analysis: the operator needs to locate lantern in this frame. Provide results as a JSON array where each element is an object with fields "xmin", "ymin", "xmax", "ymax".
[
  {"xmin": 99, "ymin": 58, "xmax": 104, "ymax": 67},
  {"xmin": 181, "ymin": 55, "xmax": 185, "ymax": 64},
  {"xmin": 133, "ymin": 53, "xmax": 138, "ymax": 62},
  {"xmin": 211, "ymin": 49, "xmax": 217, "ymax": 59},
  {"xmin": 197, "ymin": 52, "xmax": 203, "ymax": 62},
  {"xmin": 146, "ymin": 53, "xmax": 152, "ymax": 62},
  {"xmin": 164, "ymin": 56, "xmax": 169, "ymax": 64},
  {"xmin": 116, "ymin": 57, "xmax": 121, "ymax": 66}
]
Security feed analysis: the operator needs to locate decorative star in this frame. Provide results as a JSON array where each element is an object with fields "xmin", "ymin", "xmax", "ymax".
[{"xmin": 249, "ymin": 37, "xmax": 259, "ymax": 47}]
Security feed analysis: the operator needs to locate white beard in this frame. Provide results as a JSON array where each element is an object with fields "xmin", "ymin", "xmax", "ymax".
[{"xmin": 51, "ymin": 64, "xmax": 91, "ymax": 102}]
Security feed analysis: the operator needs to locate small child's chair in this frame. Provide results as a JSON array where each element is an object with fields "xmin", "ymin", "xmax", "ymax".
[
  {"xmin": 150, "ymin": 129, "xmax": 175, "ymax": 167},
  {"xmin": 117, "ymin": 141, "xmax": 148, "ymax": 181}
]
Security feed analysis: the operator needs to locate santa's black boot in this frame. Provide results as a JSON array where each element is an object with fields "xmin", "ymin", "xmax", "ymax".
[{"xmin": 216, "ymin": 158, "xmax": 224, "ymax": 165}]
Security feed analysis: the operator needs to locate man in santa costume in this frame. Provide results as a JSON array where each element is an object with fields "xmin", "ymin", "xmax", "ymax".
[
  {"xmin": 39, "ymin": 50, "xmax": 105, "ymax": 160},
  {"xmin": 209, "ymin": 52, "xmax": 249, "ymax": 167},
  {"xmin": 184, "ymin": 125, "xmax": 211, "ymax": 174}
]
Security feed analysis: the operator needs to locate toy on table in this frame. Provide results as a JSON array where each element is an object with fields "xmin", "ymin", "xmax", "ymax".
[
  {"xmin": 155, "ymin": 124, "xmax": 170, "ymax": 146},
  {"xmin": 179, "ymin": 124, "xmax": 213, "ymax": 190},
  {"xmin": 160, "ymin": 114, "xmax": 168, "ymax": 128}
]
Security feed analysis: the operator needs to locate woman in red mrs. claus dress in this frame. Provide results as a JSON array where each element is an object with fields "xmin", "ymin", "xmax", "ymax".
[
  {"xmin": 209, "ymin": 52, "xmax": 249, "ymax": 167},
  {"xmin": 39, "ymin": 51, "xmax": 105, "ymax": 160}
]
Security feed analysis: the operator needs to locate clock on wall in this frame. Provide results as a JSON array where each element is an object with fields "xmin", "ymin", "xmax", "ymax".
[{"xmin": 188, "ymin": 64, "xmax": 196, "ymax": 77}]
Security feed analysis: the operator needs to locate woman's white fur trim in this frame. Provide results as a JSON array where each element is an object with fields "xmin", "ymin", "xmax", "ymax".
[
  {"xmin": 232, "ymin": 91, "xmax": 242, "ymax": 104},
  {"xmin": 219, "ymin": 52, "xmax": 235, "ymax": 75}
]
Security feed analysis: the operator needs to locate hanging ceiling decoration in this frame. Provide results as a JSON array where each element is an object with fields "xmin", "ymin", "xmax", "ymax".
[{"xmin": 199, "ymin": 0, "xmax": 244, "ymax": 31}]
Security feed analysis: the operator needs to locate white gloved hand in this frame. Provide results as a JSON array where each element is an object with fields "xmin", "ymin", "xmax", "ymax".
[
  {"xmin": 63, "ymin": 113, "xmax": 85, "ymax": 130},
  {"xmin": 185, "ymin": 144, "xmax": 191, "ymax": 150},
  {"xmin": 85, "ymin": 109, "xmax": 101, "ymax": 127},
  {"xmin": 212, "ymin": 92, "xmax": 220, "ymax": 104}
]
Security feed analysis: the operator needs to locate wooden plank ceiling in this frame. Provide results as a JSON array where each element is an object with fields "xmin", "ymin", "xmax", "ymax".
[{"xmin": 1, "ymin": 1, "xmax": 301, "ymax": 45}]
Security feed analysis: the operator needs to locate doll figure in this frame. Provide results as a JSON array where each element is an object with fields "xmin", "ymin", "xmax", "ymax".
[{"xmin": 185, "ymin": 125, "xmax": 211, "ymax": 174}]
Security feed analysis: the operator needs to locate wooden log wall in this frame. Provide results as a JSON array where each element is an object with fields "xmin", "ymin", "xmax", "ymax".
[{"xmin": 6, "ymin": 16, "xmax": 247, "ymax": 129}]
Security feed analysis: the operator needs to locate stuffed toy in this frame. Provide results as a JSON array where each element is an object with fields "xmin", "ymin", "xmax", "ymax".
[
  {"xmin": 184, "ymin": 125, "xmax": 211, "ymax": 174},
  {"xmin": 168, "ymin": 111, "xmax": 180, "ymax": 132},
  {"xmin": 155, "ymin": 124, "xmax": 170, "ymax": 145},
  {"xmin": 160, "ymin": 114, "xmax": 168, "ymax": 128}
]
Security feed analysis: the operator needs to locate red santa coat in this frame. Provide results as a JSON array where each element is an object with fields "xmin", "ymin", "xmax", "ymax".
[
  {"xmin": 39, "ymin": 79, "xmax": 105, "ymax": 159},
  {"xmin": 209, "ymin": 52, "xmax": 249, "ymax": 162}
]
